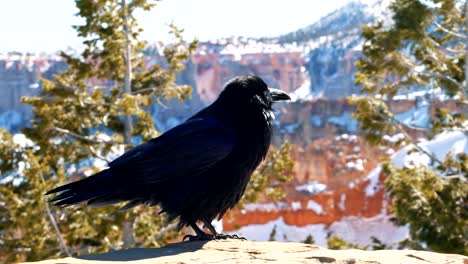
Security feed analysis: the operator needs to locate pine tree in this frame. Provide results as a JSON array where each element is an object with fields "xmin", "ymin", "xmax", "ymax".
[
  {"xmin": 302, "ymin": 234, "xmax": 315, "ymax": 245},
  {"xmin": 327, "ymin": 236, "xmax": 365, "ymax": 250},
  {"xmin": 0, "ymin": 0, "xmax": 196, "ymax": 261},
  {"xmin": 0, "ymin": 0, "xmax": 294, "ymax": 261},
  {"xmin": 353, "ymin": 0, "xmax": 467, "ymax": 254}
]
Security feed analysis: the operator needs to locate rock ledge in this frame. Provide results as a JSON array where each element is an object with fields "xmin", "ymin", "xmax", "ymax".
[{"xmin": 30, "ymin": 240, "xmax": 466, "ymax": 264}]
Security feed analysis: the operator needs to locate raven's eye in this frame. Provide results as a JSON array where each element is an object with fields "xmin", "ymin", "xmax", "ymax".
[
  {"xmin": 252, "ymin": 94, "xmax": 268, "ymax": 108},
  {"xmin": 264, "ymin": 90, "xmax": 272, "ymax": 102}
]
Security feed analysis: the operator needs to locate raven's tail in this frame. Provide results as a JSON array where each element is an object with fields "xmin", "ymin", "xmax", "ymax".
[{"xmin": 45, "ymin": 169, "xmax": 125, "ymax": 207}]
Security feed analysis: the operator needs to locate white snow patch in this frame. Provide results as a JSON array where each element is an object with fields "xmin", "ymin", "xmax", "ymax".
[
  {"xmin": 306, "ymin": 200, "xmax": 324, "ymax": 215},
  {"xmin": 12, "ymin": 134, "xmax": 34, "ymax": 148},
  {"xmin": 230, "ymin": 217, "xmax": 328, "ymax": 245},
  {"xmin": 291, "ymin": 201, "xmax": 302, "ymax": 211},
  {"xmin": 346, "ymin": 159, "xmax": 365, "ymax": 171},
  {"xmin": 365, "ymin": 166, "xmax": 382, "ymax": 197},
  {"xmin": 382, "ymin": 133, "xmax": 405, "ymax": 144},
  {"xmin": 243, "ymin": 202, "xmax": 289, "ymax": 212},
  {"xmin": 66, "ymin": 164, "xmax": 77, "ymax": 175},
  {"xmin": 295, "ymin": 181, "xmax": 327, "ymax": 195},
  {"xmin": 385, "ymin": 148, "xmax": 395, "ymax": 155},
  {"xmin": 391, "ymin": 130, "xmax": 468, "ymax": 169},
  {"xmin": 364, "ymin": 130, "xmax": 467, "ymax": 197},
  {"xmin": 230, "ymin": 214, "xmax": 408, "ymax": 247},
  {"xmin": 93, "ymin": 159, "xmax": 108, "ymax": 169},
  {"xmin": 83, "ymin": 168, "xmax": 93, "ymax": 177},
  {"xmin": 329, "ymin": 214, "xmax": 409, "ymax": 247},
  {"xmin": 290, "ymin": 79, "xmax": 314, "ymax": 101},
  {"xmin": 338, "ymin": 194, "xmax": 346, "ymax": 211}
]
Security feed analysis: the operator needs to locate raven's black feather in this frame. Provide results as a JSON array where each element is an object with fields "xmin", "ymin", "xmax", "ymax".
[{"xmin": 46, "ymin": 75, "xmax": 290, "ymax": 239}]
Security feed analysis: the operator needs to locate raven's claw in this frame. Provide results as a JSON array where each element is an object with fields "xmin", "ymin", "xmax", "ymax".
[
  {"xmin": 183, "ymin": 233, "xmax": 246, "ymax": 241},
  {"xmin": 183, "ymin": 234, "xmax": 214, "ymax": 242},
  {"xmin": 214, "ymin": 234, "xmax": 247, "ymax": 240}
]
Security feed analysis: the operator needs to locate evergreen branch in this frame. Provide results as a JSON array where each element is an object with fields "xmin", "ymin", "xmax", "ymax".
[
  {"xmin": 431, "ymin": 19, "xmax": 468, "ymax": 39},
  {"xmin": 391, "ymin": 119, "xmax": 429, "ymax": 131},
  {"xmin": 371, "ymin": 104, "xmax": 446, "ymax": 166},
  {"xmin": 426, "ymin": 37, "xmax": 465, "ymax": 54},
  {"xmin": 88, "ymin": 146, "xmax": 112, "ymax": 163},
  {"xmin": 384, "ymin": 111, "xmax": 463, "ymax": 176},
  {"xmin": 386, "ymin": 113, "xmax": 445, "ymax": 165},
  {"xmin": 52, "ymin": 127, "xmax": 122, "ymax": 145},
  {"xmin": 128, "ymin": 87, "xmax": 158, "ymax": 95},
  {"xmin": 400, "ymin": 56, "xmax": 463, "ymax": 90}
]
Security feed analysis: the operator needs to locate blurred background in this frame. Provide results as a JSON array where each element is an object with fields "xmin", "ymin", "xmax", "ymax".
[{"xmin": 0, "ymin": 0, "xmax": 466, "ymax": 261}]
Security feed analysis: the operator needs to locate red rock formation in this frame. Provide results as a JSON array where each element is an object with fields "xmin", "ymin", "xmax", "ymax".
[
  {"xmin": 191, "ymin": 51, "xmax": 306, "ymax": 104},
  {"xmin": 224, "ymin": 135, "xmax": 389, "ymax": 231},
  {"xmin": 224, "ymin": 172, "xmax": 386, "ymax": 230}
]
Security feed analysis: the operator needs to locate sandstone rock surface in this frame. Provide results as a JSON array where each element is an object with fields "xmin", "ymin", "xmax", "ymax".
[{"xmin": 29, "ymin": 240, "xmax": 466, "ymax": 264}]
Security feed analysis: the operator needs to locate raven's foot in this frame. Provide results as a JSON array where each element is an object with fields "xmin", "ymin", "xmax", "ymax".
[
  {"xmin": 214, "ymin": 234, "xmax": 247, "ymax": 240},
  {"xmin": 183, "ymin": 233, "xmax": 214, "ymax": 242}
]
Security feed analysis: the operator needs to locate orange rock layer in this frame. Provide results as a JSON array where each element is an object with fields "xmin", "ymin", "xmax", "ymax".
[{"xmin": 224, "ymin": 173, "xmax": 387, "ymax": 231}]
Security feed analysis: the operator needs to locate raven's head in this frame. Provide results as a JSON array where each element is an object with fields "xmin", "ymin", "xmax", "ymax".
[{"xmin": 219, "ymin": 76, "xmax": 290, "ymax": 111}]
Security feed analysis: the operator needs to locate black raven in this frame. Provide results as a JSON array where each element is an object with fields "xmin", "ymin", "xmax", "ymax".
[{"xmin": 46, "ymin": 75, "xmax": 290, "ymax": 240}]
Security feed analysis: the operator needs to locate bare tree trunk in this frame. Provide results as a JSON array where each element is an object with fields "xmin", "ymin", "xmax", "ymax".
[
  {"xmin": 39, "ymin": 171, "xmax": 71, "ymax": 257},
  {"xmin": 44, "ymin": 202, "xmax": 72, "ymax": 257},
  {"xmin": 121, "ymin": 0, "xmax": 135, "ymax": 247},
  {"xmin": 122, "ymin": 219, "xmax": 135, "ymax": 247},
  {"xmin": 122, "ymin": 0, "xmax": 133, "ymax": 147},
  {"xmin": 465, "ymin": 0, "xmax": 468, "ymax": 98}
]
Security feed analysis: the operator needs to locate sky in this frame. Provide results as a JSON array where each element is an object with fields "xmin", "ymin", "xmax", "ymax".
[{"xmin": 0, "ymin": 0, "xmax": 353, "ymax": 53}]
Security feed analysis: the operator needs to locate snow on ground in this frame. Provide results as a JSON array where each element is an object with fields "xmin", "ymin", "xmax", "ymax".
[
  {"xmin": 365, "ymin": 166, "xmax": 382, "ymax": 197},
  {"xmin": 329, "ymin": 214, "xmax": 408, "ymax": 247},
  {"xmin": 243, "ymin": 199, "xmax": 326, "ymax": 214},
  {"xmin": 346, "ymin": 159, "xmax": 365, "ymax": 171},
  {"xmin": 365, "ymin": 130, "xmax": 467, "ymax": 196},
  {"xmin": 338, "ymin": 194, "xmax": 347, "ymax": 211},
  {"xmin": 230, "ymin": 217, "xmax": 328, "ymax": 246},
  {"xmin": 295, "ymin": 181, "xmax": 327, "ymax": 195},
  {"xmin": 289, "ymin": 79, "xmax": 323, "ymax": 102},
  {"xmin": 392, "ymin": 88, "xmax": 457, "ymax": 101},
  {"xmin": 391, "ymin": 130, "xmax": 468, "ymax": 169},
  {"xmin": 12, "ymin": 133, "xmax": 34, "ymax": 148},
  {"xmin": 306, "ymin": 200, "xmax": 324, "ymax": 215},
  {"xmin": 291, "ymin": 201, "xmax": 302, "ymax": 211},
  {"xmin": 231, "ymin": 214, "xmax": 408, "ymax": 247},
  {"xmin": 243, "ymin": 202, "xmax": 289, "ymax": 213}
]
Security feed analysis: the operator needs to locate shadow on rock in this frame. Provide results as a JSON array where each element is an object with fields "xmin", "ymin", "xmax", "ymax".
[{"xmin": 78, "ymin": 241, "xmax": 208, "ymax": 261}]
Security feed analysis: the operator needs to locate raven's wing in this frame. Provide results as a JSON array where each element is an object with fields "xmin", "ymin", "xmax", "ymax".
[{"xmin": 108, "ymin": 117, "xmax": 236, "ymax": 183}]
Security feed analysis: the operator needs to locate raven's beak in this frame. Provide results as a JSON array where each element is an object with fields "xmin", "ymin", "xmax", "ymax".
[{"xmin": 269, "ymin": 88, "xmax": 291, "ymax": 102}]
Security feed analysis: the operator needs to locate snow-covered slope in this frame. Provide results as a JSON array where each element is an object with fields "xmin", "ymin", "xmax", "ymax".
[
  {"xmin": 266, "ymin": 0, "xmax": 392, "ymax": 99},
  {"xmin": 391, "ymin": 130, "xmax": 468, "ymax": 169}
]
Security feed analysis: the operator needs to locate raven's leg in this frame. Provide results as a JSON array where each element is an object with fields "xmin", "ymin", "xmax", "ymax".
[
  {"xmin": 183, "ymin": 222, "xmax": 214, "ymax": 241},
  {"xmin": 203, "ymin": 220, "xmax": 218, "ymax": 235},
  {"xmin": 202, "ymin": 220, "xmax": 247, "ymax": 240}
]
